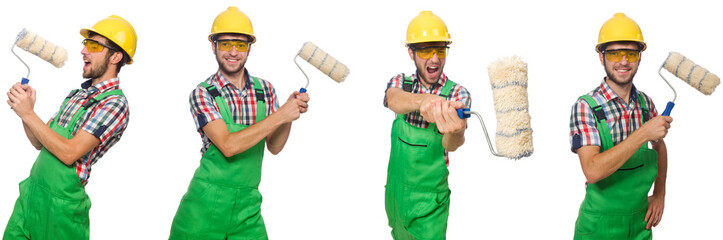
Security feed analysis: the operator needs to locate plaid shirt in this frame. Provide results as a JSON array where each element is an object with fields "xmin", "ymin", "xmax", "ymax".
[
  {"xmin": 190, "ymin": 70, "xmax": 279, "ymax": 154},
  {"xmin": 383, "ymin": 73, "xmax": 472, "ymax": 163},
  {"xmin": 569, "ymin": 79, "xmax": 658, "ymax": 153},
  {"xmin": 54, "ymin": 78, "xmax": 129, "ymax": 186}
]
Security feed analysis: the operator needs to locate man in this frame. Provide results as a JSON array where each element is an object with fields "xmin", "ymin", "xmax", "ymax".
[
  {"xmin": 169, "ymin": 7, "xmax": 309, "ymax": 239},
  {"xmin": 383, "ymin": 10, "xmax": 470, "ymax": 240},
  {"xmin": 570, "ymin": 13, "xmax": 671, "ymax": 239},
  {"xmin": 4, "ymin": 15, "xmax": 136, "ymax": 239}
]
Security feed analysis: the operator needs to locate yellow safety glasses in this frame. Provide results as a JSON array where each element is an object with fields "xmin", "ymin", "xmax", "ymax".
[
  {"xmin": 414, "ymin": 46, "xmax": 449, "ymax": 59},
  {"xmin": 216, "ymin": 40, "xmax": 250, "ymax": 52},
  {"xmin": 81, "ymin": 39, "xmax": 116, "ymax": 52},
  {"xmin": 603, "ymin": 49, "xmax": 640, "ymax": 62}
]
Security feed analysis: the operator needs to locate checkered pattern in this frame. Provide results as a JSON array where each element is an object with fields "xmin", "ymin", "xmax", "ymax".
[
  {"xmin": 53, "ymin": 78, "xmax": 129, "ymax": 186},
  {"xmin": 569, "ymin": 79, "xmax": 658, "ymax": 153},
  {"xmin": 383, "ymin": 73, "xmax": 472, "ymax": 163},
  {"xmin": 190, "ymin": 71, "xmax": 279, "ymax": 154},
  {"xmin": 384, "ymin": 73, "xmax": 472, "ymax": 128}
]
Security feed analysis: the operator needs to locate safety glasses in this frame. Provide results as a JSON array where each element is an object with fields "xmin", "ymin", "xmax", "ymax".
[
  {"xmin": 81, "ymin": 39, "xmax": 117, "ymax": 52},
  {"xmin": 603, "ymin": 49, "xmax": 640, "ymax": 62},
  {"xmin": 215, "ymin": 39, "xmax": 250, "ymax": 52},
  {"xmin": 413, "ymin": 46, "xmax": 449, "ymax": 59}
]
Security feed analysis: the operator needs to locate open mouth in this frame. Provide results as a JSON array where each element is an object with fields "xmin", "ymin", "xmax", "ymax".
[{"xmin": 427, "ymin": 66, "xmax": 439, "ymax": 75}]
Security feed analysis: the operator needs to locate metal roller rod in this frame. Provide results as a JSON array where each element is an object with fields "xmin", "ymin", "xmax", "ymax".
[
  {"xmin": 468, "ymin": 111, "xmax": 503, "ymax": 157},
  {"xmin": 294, "ymin": 55, "xmax": 310, "ymax": 90},
  {"xmin": 658, "ymin": 65, "xmax": 677, "ymax": 103},
  {"xmin": 11, "ymin": 41, "xmax": 30, "ymax": 79}
]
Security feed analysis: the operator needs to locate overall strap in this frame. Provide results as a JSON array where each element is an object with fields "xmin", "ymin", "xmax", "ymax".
[
  {"xmin": 251, "ymin": 76, "xmax": 267, "ymax": 122},
  {"xmin": 396, "ymin": 75, "xmax": 415, "ymax": 120},
  {"xmin": 200, "ymin": 82, "xmax": 233, "ymax": 122},
  {"xmin": 67, "ymin": 89, "xmax": 125, "ymax": 131},
  {"xmin": 578, "ymin": 95, "xmax": 614, "ymax": 151},
  {"xmin": 636, "ymin": 92, "xmax": 649, "ymax": 124},
  {"xmin": 53, "ymin": 89, "xmax": 81, "ymax": 124},
  {"xmin": 439, "ymin": 78, "xmax": 455, "ymax": 98}
]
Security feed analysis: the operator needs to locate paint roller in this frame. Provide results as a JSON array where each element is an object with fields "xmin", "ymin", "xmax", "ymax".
[
  {"xmin": 457, "ymin": 56, "xmax": 533, "ymax": 160},
  {"xmin": 294, "ymin": 42, "xmax": 349, "ymax": 93},
  {"xmin": 11, "ymin": 28, "xmax": 68, "ymax": 84},
  {"xmin": 658, "ymin": 51, "xmax": 719, "ymax": 116}
]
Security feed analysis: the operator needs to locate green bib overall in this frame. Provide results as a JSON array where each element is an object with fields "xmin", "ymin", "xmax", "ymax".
[
  {"xmin": 574, "ymin": 94, "xmax": 658, "ymax": 240},
  {"xmin": 170, "ymin": 78, "xmax": 268, "ymax": 240},
  {"xmin": 3, "ymin": 90, "xmax": 124, "ymax": 240},
  {"xmin": 385, "ymin": 77, "xmax": 454, "ymax": 240}
]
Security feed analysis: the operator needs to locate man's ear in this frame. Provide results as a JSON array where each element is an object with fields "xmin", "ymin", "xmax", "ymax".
[
  {"xmin": 110, "ymin": 51, "xmax": 123, "ymax": 65},
  {"xmin": 408, "ymin": 47, "xmax": 414, "ymax": 61}
]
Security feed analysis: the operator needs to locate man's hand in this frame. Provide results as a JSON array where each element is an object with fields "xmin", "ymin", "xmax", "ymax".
[
  {"xmin": 289, "ymin": 91, "xmax": 310, "ymax": 114},
  {"xmin": 277, "ymin": 96, "xmax": 302, "ymax": 123},
  {"xmin": 645, "ymin": 193, "xmax": 665, "ymax": 229},
  {"xmin": 639, "ymin": 116, "xmax": 673, "ymax": 142},
  {"xmin": 432, "ymin": 101, "xmax": 466, "ymax": 134},
  {"xmin": 7, "ymin": 82, "xmax": 36, "ymax": 118},
  {"xmin": 419, "ymin": 96, "xmax": 445, "ymax": 123}
]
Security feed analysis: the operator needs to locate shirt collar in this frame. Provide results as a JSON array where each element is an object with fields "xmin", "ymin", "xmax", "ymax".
[
  {"xmin": 80, "ymin": 78, "xmax": 121, "ymax": 94},
  {"xmin": 214, "ymin": 69, "xmax": 252, "ymax": 91},
  {"xmin": 599, "ymin": 78, "xmax": 639, "ymax": 103},
  {"xmin": 413, "ymin": 73, "xmax": 448, "ymax": 91}
]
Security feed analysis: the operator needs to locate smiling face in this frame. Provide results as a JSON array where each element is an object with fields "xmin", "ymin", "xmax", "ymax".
[
  {"xmin": 599, "ymin": 42, "xmax": 642, "ymax": 87},
  {"xmin": 81, "ymin": 35, "xmax": 115, "ymax": 80},
  {"xmin": 408, "ymin": 41, "xmax": 448, "ymax": 88},
  {"xmin": 212, "ymin": 34, "xmax": 250, "ymax": 77}
]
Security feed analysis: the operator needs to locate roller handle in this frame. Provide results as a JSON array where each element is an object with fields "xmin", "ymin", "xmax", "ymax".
[
  {"xmin": 457, "ymin": 108, "xmax": 471, "ymax": 119},
  {"xmin": 11, "ymin": 78, "xmax": 30, "ymax": 109},
  {"xmin": 661, "ymin": 101, "xmax": 675, "ymax": 116},
  {"xmin": 299, "ymin": 87, "xmax": 307, "ymax": 93}
]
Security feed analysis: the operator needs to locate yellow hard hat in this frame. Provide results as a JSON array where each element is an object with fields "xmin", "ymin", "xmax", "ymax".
[
  {"xmin": 597, "ymin": 12, "xmax": 646, "ymax": 52},
  {"xmin": 80, "ymin": 15, "xmax": 137, "ymax": 64},
  {"xmin": 209, "ymin": 6, "xmax": 256, "ymax": 43},
  {"xmin": 406, "ymin": 11, "xmax": 452, "ymax": 46}
]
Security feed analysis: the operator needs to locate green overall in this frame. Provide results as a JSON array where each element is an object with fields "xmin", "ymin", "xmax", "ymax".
[
  {"xmin": 170, "ymin": 78, "xmax": 268, "ymax": 240},
  {"xmin": 574, "ymin": 94, "xmax": 658, "ymax": 240},
  {"xmin": 385, "ymin": 77, "xmax": 455, "ymax": 240},
  {"xmin": 3, "ymin": 90, "xmax": 124, "ymax": 240}
]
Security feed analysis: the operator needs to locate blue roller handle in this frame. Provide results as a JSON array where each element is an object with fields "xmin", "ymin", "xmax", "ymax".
[
  {"xmin": 661, "ymin": 101, "xmax": 675, "ymax": 116},
  {"xmin": 299, "ymin": 87, "xmax": 307, "ymax": 93},
  {"xmin": 457, "ymin": 108, "xmax": 471, "ymax": 119},
  {"xmin": 11, "ymin": 78, "xmax": 30, "ymax": 109}
]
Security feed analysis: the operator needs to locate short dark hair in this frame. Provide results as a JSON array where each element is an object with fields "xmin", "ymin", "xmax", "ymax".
[
  {"xmin": 87, "ymin": 32, "xmax": 130, "ymax": 73},
  {"xmin": 210, "ymin": 33, "xmax": 251, "ymax": 43},
  {"xmin": 598, "ymin": 41, "xmax": 644, "ymax": 52}
]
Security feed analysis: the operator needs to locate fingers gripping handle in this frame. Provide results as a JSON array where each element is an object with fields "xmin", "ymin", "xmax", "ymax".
[
  {"xmin": 457, "ymin": 108, "xmax": 471, "ymax": 119},
  {"xmin": 661, "ymin": 101, "xmax": 675, "ymax": 116}
]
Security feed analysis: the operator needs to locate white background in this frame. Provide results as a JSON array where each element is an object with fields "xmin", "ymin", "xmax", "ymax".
[{"xmin": 1, "ymin": 0, "xmax": 721, "ymax": 239}]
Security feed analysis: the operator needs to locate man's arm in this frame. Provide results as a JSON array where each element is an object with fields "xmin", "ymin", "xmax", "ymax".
[
  {"xmin": 436, "ymin": 100, "xmax": 466, "ymax": 151},
  {"xmin": 22, "ymin": 119, "xmax": 46, "ymax": 150},
  {"xmin": 266, "ymin": 92, "xmax": 309, "ymax": 155},
  {"xmin": 577, "ymin": 116, "xmax": 672, "ymax": 184},
  {"xmin": 385, "ymin": 88, "xmax": 444, "ymax": 115},
  {"xmin": 8, "ymin": 83, "xmax": 100, "ymax": 165},
  {"xmin": 645, "ymin": 139, "xmax": 667, "ymax": 229},
  {"xmin": 203, "ymin": 93, "xmax": 305, "ymax": 157}
]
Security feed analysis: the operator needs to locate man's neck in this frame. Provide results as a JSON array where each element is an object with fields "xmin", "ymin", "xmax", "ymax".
[
  {"xmin": 605, "ymin": 77, "xmax": 633, "ymax": 104},
  {"xmin": 222, "ymin": 68, "xmax": 246, "ymax": 88}
]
